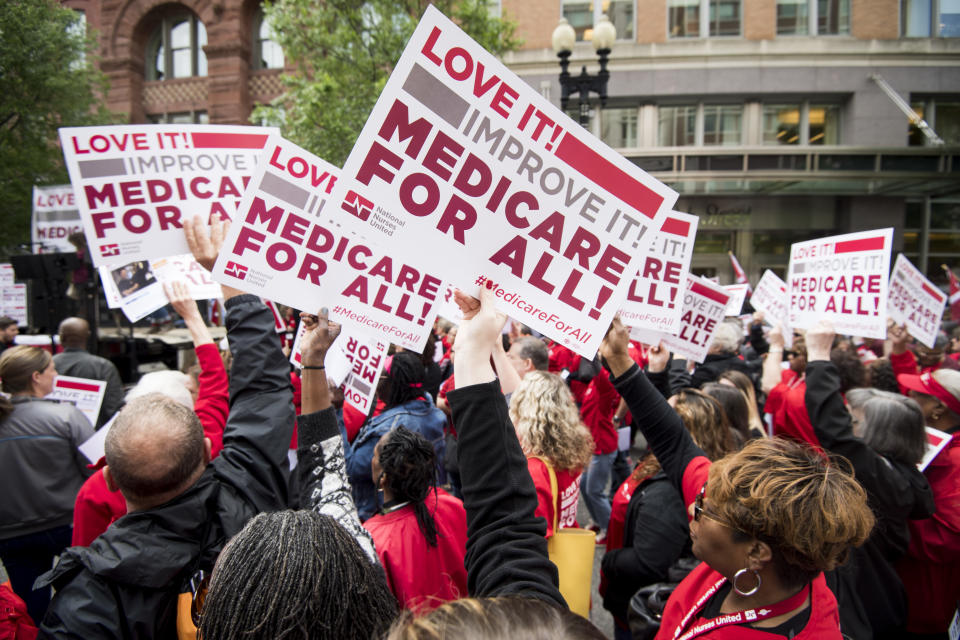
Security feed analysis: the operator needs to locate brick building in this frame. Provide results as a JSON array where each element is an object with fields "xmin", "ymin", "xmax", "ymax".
[
  {"xmin": 497, "ymin": 0, "xmax": 960, "ymax": 284},
  {"xmin": 61, "ymin": 0, "xmax": 283, "ymax": 125}
]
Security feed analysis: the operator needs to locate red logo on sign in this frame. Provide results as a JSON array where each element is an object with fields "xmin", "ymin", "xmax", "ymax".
[
  {"xmin": 341, "ymin": 190, "xmax": 374, "ymax": 222},
  {"xmin": 224, "ymin": 261, "xmax": 248, "ymax": 280},
  {"xmin": 100, "ymin": 244, "xmax": 120, "ymax": 257}
]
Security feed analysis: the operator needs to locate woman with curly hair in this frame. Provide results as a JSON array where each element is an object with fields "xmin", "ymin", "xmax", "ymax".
[
  {"xmin": 602, "ymin": 345, "xmax": 737, "ymax": 637},
  {"xmin": 601, "ymin": 318, "xmax": 874, "ymax": 639},
  {"xmin": 509, "ymin": 371, "xmax": 594, "ymax": 538}
]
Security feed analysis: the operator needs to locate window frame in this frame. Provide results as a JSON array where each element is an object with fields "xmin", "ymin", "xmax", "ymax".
[
  {"xmin": 775, "ymin": 0, "xmax": 850, "ymax": 36},
  {"xmin": 560, "ymin": 0, "xmax": 637, "ymax": 42},
  {"xmin": 761, "ymin": 100, "xmax": 842, "ymax": 146},
  {"xmin": 252, "ymin": 8, "xmax": 284, "ymax": 70},
  {"xmin": 668, "ymin": 0, "xmax": 742, "ymax": 38},
  {"xmin": 657, "ymin": 102, "xmax": 745, "ymax": 147},
  {"xmin": 145, "ymin": 11, "xmax": 207, "ymax": 81},
  {"xmin": 902, "ymin": 0, "xmax": 960, "ymax": 37}
]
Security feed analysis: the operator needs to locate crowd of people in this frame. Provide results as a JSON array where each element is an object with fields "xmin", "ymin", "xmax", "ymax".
[{"xmin": 0, "ymin": 216, "xmax": 958, "ymax": 640}]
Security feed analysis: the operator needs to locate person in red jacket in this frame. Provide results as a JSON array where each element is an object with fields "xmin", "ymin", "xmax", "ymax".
[
  {"xmin": 364, "ymin": 426, "xmax": 468, "ymax": 613},
  {"xmin": 895, "ymin": 367, "xmax": 960, "ymax": 635},
  {"xmin": 71, "ymin": 282, "xmax": 229, "ymax": 546},
  {"xmin": 508, "ymin": 371, "xmax": 593, "ymax": 538},
  {"xmin": 601, "ymin": 317, "xmax": 874, "ymax": 639}
]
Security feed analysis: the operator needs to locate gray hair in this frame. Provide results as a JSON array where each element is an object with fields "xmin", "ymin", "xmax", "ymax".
[
  {"xmin": 514, "ymin": 336, "xmax": 549, "ymax": 372},
  {"xmin": 126, "ymin": 370, "xmax": 193, "ymax": 408},
  {"xmin": 846, "ymin": 388, "xmax": 926, "ymax": 465},
  {"xmin": 709, "ymin": 322, "xmax": 742, "ymax": 355}
]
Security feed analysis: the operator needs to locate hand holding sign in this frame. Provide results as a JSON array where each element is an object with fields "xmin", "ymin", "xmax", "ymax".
[
  {"xmin": 163, "ymin": 281, "xmax": 202, "ymax": 323},
  {"xmin": 299, "ymin": 309, "xmax": 341, "ymax": 368},
  {"xmin": 184, "ymin": 215, "xmax": 242, "ymax": 301},
  {"xmin": 647, "ymin": 342, "xmax": 670, "ymax": 374},
  {"xmin": 887, "ymin": 320, "xmax": 911, "ymax": 355},
  {"xmin": 805, "ymin": 320, "xmax": 835, "ymax": 362},
  {"xmin": 768, "ymin": 324, "xmax": 785, "ymax": 351},
  {"xmin": 599, "ymin": 316, "xmax": 633, "ymax": 378},
  {"xmin": 452, "ymin": 287, "xmax": 502, "ymax": 388}
]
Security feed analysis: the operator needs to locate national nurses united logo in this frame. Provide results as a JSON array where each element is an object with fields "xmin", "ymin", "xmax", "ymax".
[
  {"xmin": 99, "ymin": 244, "xmax": 120, "ymax": 258},
  {"xmin": 224, "ymin": 261, "xmax": 248, "ymax": 280},
  {"xmin": 341, "ymin": 190, "xmax": 374, "ymax": 222}
]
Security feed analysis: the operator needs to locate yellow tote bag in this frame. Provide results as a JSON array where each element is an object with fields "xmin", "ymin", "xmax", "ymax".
[{"xmin": 530, "ymin": 456, "xmax": 596, "ymax": 618}]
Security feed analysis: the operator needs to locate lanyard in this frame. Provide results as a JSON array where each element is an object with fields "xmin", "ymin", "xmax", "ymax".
[{"xmin": 673, "ymin": 578, "xmax": 810, "ymax": 640}]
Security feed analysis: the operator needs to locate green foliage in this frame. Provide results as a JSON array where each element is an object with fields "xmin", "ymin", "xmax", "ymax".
[
  {"xmin": 253, "ymin": 0, "xmax": 520, "ymax": 167},
  {"xmin": 0, "ymin": 0, "xmax": 114, "ymax": 253}
]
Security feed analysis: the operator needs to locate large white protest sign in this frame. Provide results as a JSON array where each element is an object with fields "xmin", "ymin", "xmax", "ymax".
[
  {"xmin": 660, "ymin": 276, "xmax": 731, "ymax": 363},
  {"xmin": 32, "ymin": 185, "xmax": 83, "ymax": 253},
  {"xmin": 723, "ymin": 284, "xmax": 750, "ymax": 316},
  {"xmin": 327, "ymin": 6, "xmax": 676, "ymax": 358},
  {"xmin": 788, "ymin": 229, "xmax": 892, "ymax": 339},
  {"xmin": 619, "ymin": 211, "xmax": 698, "ymax": 334},
  {"xmin": 48, "ymin": 376, "xmax": 106, "ymax": 427},
  {"xmin": 888, "ymin": 254, "xmax": 946, "ymax": 349},
  {"xmin": 59, "ymin": 124, "xmax": 278, "ymax": 267},
  {"xmin": 98, "ymin": 261, "xmax": 167, "ymax": 321},
  {"xmin": 325, "ymin": 331, "xmax": 389, "ymax": 416},
  {"xmin": 0, "ymin": 264, "xmax": 14, "ymax": 287},
  {"xmin": 151, "ymin": 254, "xmax": 222, "ymax": 301},
  {"xmin": 212, "ymin": 136, "xmax": 442, "ymax": 351}
]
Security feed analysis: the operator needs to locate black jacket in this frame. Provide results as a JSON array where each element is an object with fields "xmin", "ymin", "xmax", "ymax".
[
  {"xmin": 447, "ymin": 379, "xmax": 565, "ymax": 605},
  {"xmin": 601, "ymin": 471, "xmax": 690, "ymax": 622},
  {"xmin": 36, "ymin": 295, "xmax": 295, "ymax": 639},
  {"xmin": 805, "ymin": 361, "xmax": 935, "ymax": 640}
]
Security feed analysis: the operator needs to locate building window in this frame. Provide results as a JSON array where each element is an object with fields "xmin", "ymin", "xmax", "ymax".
[
  {"xmin": 670, "ymin": 0, "xmax": 741, "ymax": 37},
  {"xmin": 909, "ymin": 99, "xmax": 960, "ymax": 145},
  {"xmin": 658, "ymin": 103, "xmax": 743, "ymax": 146},
  {"xmin": 904, "ymin": 199, "xmax": 960, "ymax": 285},
  {"xmin": 146, "ymin": 12, "xmax": 207, "ymax": 81},
  {"xmin": 903, "ymin": 0, "xmax": 960, "ymax": 36},
  {"xmin": 561, "ymin": 0, "xmax": 634, "ymax": 42},
  {"xmin": 253, "ymin": 9, "xmax": 284, "ymax": 69},
  {"xmin": 147, "ymin": 111, "xmax": 209, "ymax": 124},
  {"xmin": 777, "ymin": 0, "xmax": 849, "ymax": 35},
  {"xmin": 763, "ymin": 102, "xmax": 839, "ymax": 145},
  {"xmin": 601, "ymin": 107, "xmax": 638, "ymax": 147}
]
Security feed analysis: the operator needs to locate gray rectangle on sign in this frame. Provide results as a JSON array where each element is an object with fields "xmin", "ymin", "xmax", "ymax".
[
  {"xmin": 402, "ymin": 63, "xmax": 469, "ymax": 129},
  {"xmin": 349, "ymin": 377, "xmax": 371, "ymax": 396},
  {"xmin": 793, "ymin": 263, "xmax": 805, "ymax": 274},
  {"xmin": 78, "ymin": 158, "xmax": 126, "ymax": 179},
  {"xmin": 260, "ymin": 171, "xmax": 310, "ymax": 210},
  {"xmin": 36, "ymin": 210, "xmax": 81, "ymax": 222}
]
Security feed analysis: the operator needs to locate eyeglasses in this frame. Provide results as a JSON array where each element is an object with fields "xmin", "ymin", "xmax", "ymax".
[{"xmin": 694, "ymin": 483, "xmax": 752, "ymax": 538}]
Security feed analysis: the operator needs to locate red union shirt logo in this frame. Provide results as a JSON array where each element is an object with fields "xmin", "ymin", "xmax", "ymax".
[
  {"xmin": 341, "ymin": 190, "xmax": 374, "ymax": 222},
  {"xmin": 99, "ymin": 244, "xmax": 120, "ymax": 257},
  {"xmin": 224, "ymin": 261, "xmax": 248, "ymax": 280}
]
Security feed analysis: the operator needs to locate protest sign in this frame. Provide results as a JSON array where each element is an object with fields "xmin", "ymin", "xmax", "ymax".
[
  {"xmin": 59, "ymin": 124, "xmax": 278, "ymax": 266},
  {"xmin": 628, "ymin": 325, "xmax": 666, "ymax": 347},
  {"xmin": 0, "ymin": 264, "xmax": 14, "ymax": 287},
  {"xmin": 888, "ymin": 254, "xmax": 946, "ymax": 349},
  {"xmin": 264, "ymin": 299, "xmax": 287, "ymax": 333},
  {"xmin": 151, "ymin": 254, "xmax": 222, "ymax": 301},
  {"xmin": 920, "ymin": 426, "xmax": 953, "ymax": 472},
  {"xmin": 289, "ymin": 320, "xmax": 307, "ymax": 369},
  {"xmin": 335, "ymin": 332, "xmax": 389, "ymax": 416},
  {"xmin": 435, "ymin": 282, "xmax": 464, "ymax": 323},
  {"xmin": 659, "ymin": 275, "xmax": 730, "ymax": 363},
  {"xmin": 788, "ymin": 228, "xmax": 893, "ymax": 339},
  {"xmin": 212, "ymin": 135, "xmax": 442, "ymax": 351},
  {"xmin": 619, "ymin": 211, "xmax": 697, "ymax": 334},
  {"xmin": 327, "ymin": 6, "xmax": 676, "ymax": 357},
  {"xmin": 1, "ymin": 284, "xmax": 28, "ymax": 327},
  {"xmin": 98, "ymin": 261, "xmax": 167, "ymax": 321},
  {"xmin": 48, "ymin": 376, "xmax": 106, "ymax": 427},
  {"xmin": 79, "ymin": 414, "xmax": 116, "ymax": 463},
  {"xmin": 32, "ymin": 184, "xmax": 83, "ymax": 253},
  {"xmin": 723, "ymin": 284, "xmax": 750, "ymax": 316},
  {"xmin": 750, "ymin": 270, "xmax": 792, "ymax": 348}
]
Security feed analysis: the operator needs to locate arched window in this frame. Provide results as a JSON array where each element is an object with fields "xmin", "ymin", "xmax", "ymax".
[
  {"xmin": 253, "ymin": 9, "xmax": 284, "ymax": 69},
  {"xmin": 146, "ymin": 11, "xmax": 207, "ymax": 81}
]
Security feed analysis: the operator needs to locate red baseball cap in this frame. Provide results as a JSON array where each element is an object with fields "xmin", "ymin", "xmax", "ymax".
[{"xmin": 897, "ymin": 370, "xmax": 960, "ymax": 417}]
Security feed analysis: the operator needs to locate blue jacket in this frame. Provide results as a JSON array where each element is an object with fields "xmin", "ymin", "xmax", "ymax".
[{"xmin": 346, "ymin": 395, "xmax": 446, "ymax": 521}]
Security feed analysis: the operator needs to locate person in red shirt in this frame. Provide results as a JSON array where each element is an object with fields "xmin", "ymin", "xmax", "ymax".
[
  {"xmin": 578, "ymin": 361, "xmax": 621, "ymax": 542},
  {"xmin": 894, "ymin": 367, "xmax": 960, "ymax": 635},
  {"xmin": 364, "ymin": 426, "xmax": 467, "ymax": 613},
  {"xmin": 508, "ymin": 371, "xmax": 593, "ymax": 538}
]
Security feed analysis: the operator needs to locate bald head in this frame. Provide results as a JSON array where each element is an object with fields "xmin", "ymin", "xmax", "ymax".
[
  {"xmin": 105, "ymin": 393, "xmax": 207, "ymax": 507},
  {"xmin": 59, "ymin": 317, "xmax": 91, "ymax": 348}
]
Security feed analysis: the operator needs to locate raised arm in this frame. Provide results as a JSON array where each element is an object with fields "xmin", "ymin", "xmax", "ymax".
[
  {"xmin": 164, "ymin": 280, "xmax": 228, "ymax": 457},
  {"xmin": 761, "ymin": 324, "xmax": 786, "ymax": 394},
  {"xmin": 185, "ymin": 215, "xmax": 295, "ymax": 512},
  {"xmin": 601, "ymin": 318, "xmax": 706, "ymax": 502},
  {"xmin": 447, "ymin": 288, "xmax": 565, "ymax": 606},
  {"xmin": 295, "ymin": 311, "xmax": 377, "ymax": 562}
]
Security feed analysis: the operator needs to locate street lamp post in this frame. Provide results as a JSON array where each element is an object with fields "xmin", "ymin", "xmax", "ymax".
[{"xmin": 551, "ymin": 14, "xmax": 616, "ymax": 129}]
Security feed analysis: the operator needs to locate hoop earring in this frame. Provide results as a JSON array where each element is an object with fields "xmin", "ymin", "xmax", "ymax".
[{"xmin": 733, "ymin": 568, "xmax": 761, "ymax": 597}]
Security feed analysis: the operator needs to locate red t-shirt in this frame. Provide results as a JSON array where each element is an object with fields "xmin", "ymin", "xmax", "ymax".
[
  {"xmin": 363, "ymin": 488, "xmax": 468, "ymax": 613},
  {"xmin": 581, "ymin": 372, "xmax": 620, "ymax": 455},
  {"xmin": 606, "ymin": 471, "xmax": 650, "ymax": 552},
  {"xmin": 550, "ymin": 343, "xmax": 587, "ymax": 404},
  {"xmin": 526, "ymin": 457, "xmax": 583, "ymax": 538}
]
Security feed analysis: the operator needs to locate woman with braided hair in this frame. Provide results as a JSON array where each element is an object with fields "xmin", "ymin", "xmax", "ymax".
[{"xmin": 365, "ymin": 426, "xmax": 468, "ymax": 613}]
